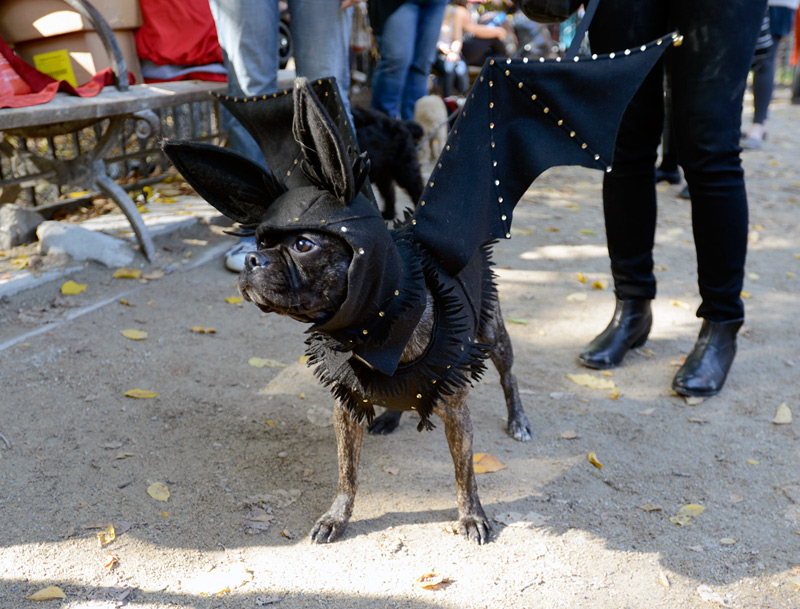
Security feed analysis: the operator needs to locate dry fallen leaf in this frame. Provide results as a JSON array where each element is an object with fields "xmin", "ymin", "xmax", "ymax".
[
  {"xmin": 658, "ymin": 570, "xmax": 671, "ymax": 588},
  {"xmin": 414, "ymin": 573, "xmax": 446, "ymax": 590},
  {"xmin": 243, "ymin": 507, "xmax": 275, "ymax": 535},
  {"xmin": 638, "ymin": 503, "xmax": 663, "ymax": 512},
  {"xmin": 696, "ymin": 584, "xmax": 728, "ymax": 606},
  {"xmin": 567, "ymin": 373, "xmax": 617, "ymax": 391},
  {"xmin": 773, "ymin": 403, "xmax": 792, "ymax": 425},
  {"xmin": 383, "ymin": 466, "xmax": 400, "ymax": 475},
  {"xmin": 147, "ymin": 482, "xmax": 170, "ymax": 502},
  {"xmin": 104, "ymin": 554, "xmax": 118, "ymax": 570},
  {"xmin": 119, "ymin": 298, "xmax": 133, "ymax": 307},
  {"xmin": 587, "ymin": 452, "xmax": 603, "ymax": 469},
  {"xmin": 61, "ymin": 280, "xmax": 87, "ymax": 295},
  {"xmin": 719, "ymin": 537, "xmax": 737, "ymax": 545},
  {"xmin": 670, "ymin": 503, "xmax": 705, "ymax": 526},
  {"xmin": 121, "ymin": 329, "xmax": 148, "ymax": 340},
  {"xmin": 248, "ymin": 357, "xmax": 286, "ymax": 368},
  {"xmin": 125, "ymin": 389, "xmax": 158, "ymax": 399},
  {"xmin": 591, "ymin": 279, "xmax": 608, "ymax": 290},
  {"xmin": 575, "ymin": 272, "xmax": 588, "ymax": 284},
  {"xmin": 566, "ymin": 292, "xmax": 588, "ymax": 302},
  {"xmin": 669, "ymin": 299, "xmax": 691, "ymax": 310},
  {"xmin": 142, "ymin": 269, "xmax": 166, "ymax": 280},
  {"xmin": 191, "ymin": 326, "xmax": 216, "ymax": 334},
  {"xmin": 96, "ymin": 524, "xmax": 116, "ymax": 547},
  {"xmin": 27, "ymin": 586, "xmax": 66, "ymax": 601},
  {"xmin": 473, "ymin": 453, "xmax": 507, "ymax": 474},
  {"xmin": 560, "ymin": 430, "xmax": 581, "ymax": 440},
  {"xmin": 113, "ymin": 268, "xmax": 142, "ymax": 279},
  {"xmin": 299, "ymin": 355, "xmax": 310, "ymax": 364},
  {"xmin": 225, "ymin": 295, "xmax": 243, "ymax": 304}
]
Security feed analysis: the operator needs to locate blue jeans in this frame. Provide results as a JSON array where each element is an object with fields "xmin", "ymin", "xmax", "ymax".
[
  {"xmin": 371, "ymin": 0, "xmax": 447, "ymax": 119},
  {"xmin": 209, "ymin": 0, "xmax": 353, "ymax": 166},
  {"xmin": 589, "ymin": 0, "xmax": 766, "ymax": 322}
]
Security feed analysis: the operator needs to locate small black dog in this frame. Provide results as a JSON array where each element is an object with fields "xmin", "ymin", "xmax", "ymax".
[
  {"xmin": 165, "ymin": 79, "xmax": 531, "ymax": 545},
  {"xmin": 351, "ymin": 106, "xmax": 425, "ymax": 220}
]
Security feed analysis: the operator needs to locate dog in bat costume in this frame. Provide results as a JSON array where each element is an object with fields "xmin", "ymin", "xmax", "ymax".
[{"xmin": 164, "ymin": 32, "xmax": 674, "ymax": 544}]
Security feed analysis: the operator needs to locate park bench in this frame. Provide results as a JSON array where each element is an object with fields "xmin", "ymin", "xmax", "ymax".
[{"xmin": 0, "ymin": 0, "xmax": 227, "ymax": 262}]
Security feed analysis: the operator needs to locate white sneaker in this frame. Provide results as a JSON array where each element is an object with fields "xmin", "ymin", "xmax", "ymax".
[{"xmin": 224, "ymin": 237, "xmax": 257, "ymax": 273}]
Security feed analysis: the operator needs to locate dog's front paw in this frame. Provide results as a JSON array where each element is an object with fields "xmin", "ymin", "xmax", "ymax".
[
  {"xmin": 508, "ymin": 412, "xmax": 532, "ymax": 442},
  {"xmin": 458, "ymin": 514, "xmax": 492, "ymax": 545},
  {"xmin": 310, "ymin": 512, "xmax": 349, "ymax": 544}
]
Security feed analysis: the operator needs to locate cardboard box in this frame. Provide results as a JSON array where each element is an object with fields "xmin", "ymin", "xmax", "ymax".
[
  {"xmin": 14, "ymin": 30, "xmax": 143, "ymax": 86},
  {"xmin": 0, "ymin": 0, "xmax": 142, "ymax": 44}
]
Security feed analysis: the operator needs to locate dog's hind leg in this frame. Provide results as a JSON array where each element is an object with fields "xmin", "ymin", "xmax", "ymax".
[
  {"xmin": 375, "ymin": 177, "xmax": 397, "ymax": 220},
  {"xmin": 484, "ymin": 304, "xmax": 532, "ymax": 442},
  {"xmin": 310, "ymin": 402, "xmax": 364, "ymax": 543},
  {"xmin": 435, "ymin": 391, "xmax": 491, "ymax": 544},
  {"xmin": 367, "ymin": 409, "xmax": 403, "ymax": 434}
]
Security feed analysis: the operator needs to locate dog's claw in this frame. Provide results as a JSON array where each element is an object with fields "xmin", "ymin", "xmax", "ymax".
[
  {"xmin": 459, "ymin": 515, "xmax": 491, "ymax": 545},
  {"xmin": 508, "ymin": 414, "xmax": 532, "ymax": 442},
  {"xmin": 310, "ymin": 515, "xmax": 348, "ymax": 544}
]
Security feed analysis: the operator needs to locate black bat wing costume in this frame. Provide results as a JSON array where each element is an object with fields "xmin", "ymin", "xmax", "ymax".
[{"xmin": 163, "ymin": 32, "xmax": 675, "ymax": 431}]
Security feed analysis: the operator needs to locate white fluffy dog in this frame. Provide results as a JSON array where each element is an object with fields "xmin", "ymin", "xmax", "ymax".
[{"xmin": 413, "ymin": 94, "xmax": 449, "ymax": 163}]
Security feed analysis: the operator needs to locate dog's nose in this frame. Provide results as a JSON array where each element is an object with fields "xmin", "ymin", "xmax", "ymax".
[{"xmin": 244, "ymin": 251, "xmax": 268, "ymax": 271}]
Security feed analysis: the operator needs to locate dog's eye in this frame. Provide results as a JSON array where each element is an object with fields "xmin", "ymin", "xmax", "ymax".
[{"xmin": 293, "ymin": 237, "xmax": 315, "ymax": 253}]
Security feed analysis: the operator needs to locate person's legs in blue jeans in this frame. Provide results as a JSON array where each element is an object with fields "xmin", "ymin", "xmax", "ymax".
[
  {"xmin": 208, "ymin": 0, "xmax": 279, "ymax": 167},
  {"xmin": 372, "ymin": 0, "xmax": 446, "ymax": 119},
  {"xmin": 290, "ymin": 0, "xmax": 354, "ymax": 121},
  {"xmin": 401, "ymin": 0, "xmax": 447, "ymax": 119},
  {"xmin": 372, "ymin": 2, "xmax": 419, "ymax": 118}
]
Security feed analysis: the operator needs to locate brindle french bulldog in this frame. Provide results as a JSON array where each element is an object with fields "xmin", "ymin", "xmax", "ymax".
[{"xmin": 164, "ymin": 79, "xmax": 532, "ymax": 545}]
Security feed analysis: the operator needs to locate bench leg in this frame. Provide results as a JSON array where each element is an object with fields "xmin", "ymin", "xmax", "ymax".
[{"xmin": 93, "ymin": 160, "xmax": 156, "ymax": 263}]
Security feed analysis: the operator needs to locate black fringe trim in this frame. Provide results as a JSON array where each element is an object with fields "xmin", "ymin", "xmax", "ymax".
[{"xmin": 303, "ymin": 239, "xmax": 497, "ymax": 433}]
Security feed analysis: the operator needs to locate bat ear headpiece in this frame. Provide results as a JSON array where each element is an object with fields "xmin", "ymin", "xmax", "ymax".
[{"xmin": 163, "ymin": 79, "xmax": 424, "ymax": 372}]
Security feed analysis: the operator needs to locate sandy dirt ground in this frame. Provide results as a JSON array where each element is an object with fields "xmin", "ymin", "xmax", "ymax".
[{"xmin": 1, "ymin": 89, "xmax": 799, "ymax": 609}]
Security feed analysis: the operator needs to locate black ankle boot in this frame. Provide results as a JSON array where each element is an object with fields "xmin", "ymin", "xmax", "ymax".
[
  {"xmin": 578, "ymin": 298, "xmax": 652, "ymax": 370},
  {"xmin": 672, "ymin": 319, "xmax": 743, "ymax": 397}
]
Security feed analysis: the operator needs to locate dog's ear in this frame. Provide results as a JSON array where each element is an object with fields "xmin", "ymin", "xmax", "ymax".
[
  {"xmin": 163, "ymin": 141, "xmax": 287, "ymax": 225},
  {"xmin": 292, "ymin": 78, "xmax": 355, "ymax": 202}
]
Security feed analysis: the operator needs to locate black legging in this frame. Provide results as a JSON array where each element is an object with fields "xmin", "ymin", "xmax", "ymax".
[{"xmin": 589, "ymin": 0, "xmax": 765, "ymax": 322}]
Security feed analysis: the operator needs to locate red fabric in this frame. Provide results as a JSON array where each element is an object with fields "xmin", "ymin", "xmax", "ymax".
[
  {"xmin": 0, "ymin": 34, "xmax": 131, "ymax": 108},
  {"xmin": 135, "ymin": 0, "xmax": 223, "ymax": 67}
]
